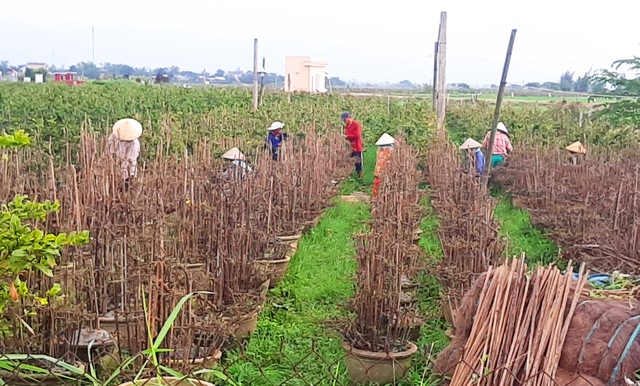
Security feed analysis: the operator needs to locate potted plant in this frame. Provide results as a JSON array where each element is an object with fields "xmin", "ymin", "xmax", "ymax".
[
  {"xmin": 341, "ymin": 140, "xmax": 423, "ymax": 385},
  {"xmin": 254, "ymin": 239, "xmax": 295, "ymax": 287},
  {"xmin": 0, "ymin": 292, "xmax": 230, "ymax": 386},
  {"xmin": 342, "ymin": 233, "xmax": 419, "ymax": 385}
]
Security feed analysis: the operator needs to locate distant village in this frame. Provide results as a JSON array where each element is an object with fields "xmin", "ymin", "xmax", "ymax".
[{"xmin": 0, "ymin": 59, "xmax": 428, "ymax": 91}]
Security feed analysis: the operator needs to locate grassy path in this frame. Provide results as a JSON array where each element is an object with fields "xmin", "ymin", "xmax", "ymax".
[
  {"xmin": 225, "ymin": 202, "xmax": 369, "ymax": 385},
  {"xmin": 224, "ymin": 147, "xmax": 375, "ymax": 385},
  {"xmin": 491, "ymin": 191, "xmax": 560, "ymax": 266}
]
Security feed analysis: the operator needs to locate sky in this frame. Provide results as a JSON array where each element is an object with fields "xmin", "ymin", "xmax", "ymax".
[{"xmin": 2, "ymin": 0, "xmax": 639, "ymax": 85}]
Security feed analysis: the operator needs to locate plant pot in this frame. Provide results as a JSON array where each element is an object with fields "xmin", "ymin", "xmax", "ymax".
[
  {"xmin": 254, "ymin": 254, "xmax": 291, "ymax": 288},
  {"xmin": 342, "ymin": 342, "xmax": 418, "ymax": 385},
  {"xmin": 400, "ymin": 291, "xmax": 417, "ymax": 306},
  {"xmin": 260, "ymin": 279, "xmax": 271, "ymax": 297},
  {"xmin": 98, "ymin": 315, "xmax": 130, "ymax": 346},
  {"xmin": 0, "ymin": 362, "xmax": 85, "ymax": 386},
  {"xmin": 166, "ymin": 349, "xmax": 222, "ymax": 371},
  {"xmin": 412, "ymin": 228, "xmax": 423, "ymax": 243},
  {"xmin": 401, "ymin": 275, "xmax": 418, "ymax": 291},
  {"xmin": 117, "ymin": 377, "xmax": 215, "ymax": 386},
  {"xmin": 512, "ymin": 197, "xmax": 526, "ymax": 210},
  {"xmin": 407, "ymin": 318, "xmax": 424, "ymax": 342},
  {"xmin": 66, "ymin": 327, "xmax": 116, "ymax": 365},
  {"xmin": 232, "ymin": 310, "xmax": 260, "ymax": 340},
  {"xmin": 302, "ymin": 213, "xmax": 323, "ymax": 233},
  {"xmin": 276, "ymin": 233, "xmax": 302, "ymax": 248}
]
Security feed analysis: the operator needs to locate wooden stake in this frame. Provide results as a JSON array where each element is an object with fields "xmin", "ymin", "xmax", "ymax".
[
  {"xmin": 432, "ymin": 41, "xmax": 438, "ymax": 111},
  {"xmin": 483, "ymin": 29, "xmax": 517, "ymax": 183},
  {"xmin": 435, "ymin": 12, "xmax": 447, "ymax": 133},
  {"xmin": 252, "ymin": 38, "xmax": 259, "ymax": 110}
]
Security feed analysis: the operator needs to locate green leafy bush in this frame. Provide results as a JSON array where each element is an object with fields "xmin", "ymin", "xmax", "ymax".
[{"xmin": 0, "ymin": 195, "xmax": 89, "ymax": 334}]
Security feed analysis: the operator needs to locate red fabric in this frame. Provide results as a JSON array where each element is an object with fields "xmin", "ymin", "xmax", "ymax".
[
  {"xmin": 373, "ymin": 177, "xmax": 381, "ymax": 197},
  {"xmin": 345, "ymin": 120, "xmax": 364, "ymax": 152}
]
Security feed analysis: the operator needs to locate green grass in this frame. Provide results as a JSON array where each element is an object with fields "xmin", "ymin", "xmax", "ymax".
[
  {"xmin": 339, "ymin": 145, "xmax": 377, "ymax": 195},
  {"xmin": 491, "ymin": 191, "xmax": 561, "ymax": 267},
  {"xmin": 224, "ymin": 202, "xmax": 370, "ymax": 385}
]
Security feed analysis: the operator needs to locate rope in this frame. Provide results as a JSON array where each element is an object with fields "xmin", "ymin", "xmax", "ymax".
[{"xmin": 607, "ymin": 320, "xmax": 640, "ymax": 385}]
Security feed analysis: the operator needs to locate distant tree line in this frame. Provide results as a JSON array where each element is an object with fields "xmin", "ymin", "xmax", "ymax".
[{"xmin": 524, "ymin": 70, "xmax": 606, "ymax": 93}]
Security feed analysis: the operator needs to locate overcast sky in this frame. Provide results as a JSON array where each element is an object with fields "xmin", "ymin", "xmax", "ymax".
[{"xmin": 2, "ymin": 0, "xmax": 638, "ymax": 85}]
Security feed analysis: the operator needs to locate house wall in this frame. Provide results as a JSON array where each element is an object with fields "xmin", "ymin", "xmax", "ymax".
[
  {"xmin": 285, "ymin": 56, "xmax": 328, "ymax": 93},
  {"xmin": 285, "ymin": 56, "xmax": 310, "ymax": 93}
]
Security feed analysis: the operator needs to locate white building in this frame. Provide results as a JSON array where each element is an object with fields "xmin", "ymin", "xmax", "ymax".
[{"xmin": 284, "ymin": 56, "xmax": 328, "ymax": 93}]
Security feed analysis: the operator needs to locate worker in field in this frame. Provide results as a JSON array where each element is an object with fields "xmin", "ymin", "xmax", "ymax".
[
  {"xmin": 372, "ymin": 133, "xmax": 395, "ymax": 198},
  {"xmin": 265, "ymin": 121, "xmax": 288, "ymax": 161},
  {"xmin": 482, "ymin": 122, "xmax": 513, "ymax": 169},
  {"xmin": 221, "ymin": 147, "xmax": 253, "ymax": 180},
  {"xmin": 565, "ymin": 141, "xmax": 586, "ymax": 165},
  {"xmin": 341, "ymin": 112, "xmax": 364, "ymax": 179},
  {"xmin": 459, "ymin": 138, "xmax": 485, "ymax": 176},
  {"xmin": 108, "ymin": 118, "xmax": 142, "ymax": 190}
]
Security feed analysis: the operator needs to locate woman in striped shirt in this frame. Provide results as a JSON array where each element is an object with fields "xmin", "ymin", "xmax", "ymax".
[{"xmin": 482, "ymin": 122, "xmax": 513, "ymax": 168}]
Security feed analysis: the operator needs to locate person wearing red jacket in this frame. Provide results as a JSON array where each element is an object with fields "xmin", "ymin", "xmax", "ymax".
[{"xmin": 341, "ymin": 112, "xmax": 364, "ymax": 179}]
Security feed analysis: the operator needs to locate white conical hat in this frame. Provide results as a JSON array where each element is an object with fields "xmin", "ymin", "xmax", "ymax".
[
  {"xmin": 222, "ymin": 147, "xmax": 245, "ymax": 160},
  {"xmin": 565, "ymin": 141, "xmax": 586, "ymax": 154},
  {"xmin": 267, "ymin": 121, "xmax": 285, "ymax": 131},
  {"xmin": 112, "ymin": 118, "xmax": 142, "ymax": 141},
  {"xmin": 459, "ymin": 138, "xmax": 482, "ymax": 150},
  {"xmin": 496, "ymin": 122, "xmax": 509, "ymax": 134},
  {"xmin": 375, "ymin": 133, "xmax": 395, "ymax": 146}
]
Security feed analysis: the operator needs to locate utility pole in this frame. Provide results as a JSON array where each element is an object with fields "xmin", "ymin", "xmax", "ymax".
[
  {"xmin": 483, "ymin": 29, "xmax": 518, "ymax": 183},
  {"xmin": 252, "ymin": 38, "xmax": 259, "ymax": 110},
  {"xmin": 435, "ymin": 11, "xmax": 447, "ymax": 132},
  {"xmin": 92, "ymin": 26, "xmax": 95, "ymax": 63},
  {"xmin": 432, "ymin": 41, "xmax": 438, "ymax": 111}
]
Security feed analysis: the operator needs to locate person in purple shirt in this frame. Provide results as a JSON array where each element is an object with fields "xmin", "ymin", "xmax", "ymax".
[
  {"xmin": 459, "ymin": 138, "xmax": 485, "ymax": 176},
  {"xmin": 265, "ymin": 121, "xmax": 288, "ymax": 161}
]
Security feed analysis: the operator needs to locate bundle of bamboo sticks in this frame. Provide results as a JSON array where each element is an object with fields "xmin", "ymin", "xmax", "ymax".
[{"xmin": 449, "ymin": 256, "xmax": 587, "ymax": 386}]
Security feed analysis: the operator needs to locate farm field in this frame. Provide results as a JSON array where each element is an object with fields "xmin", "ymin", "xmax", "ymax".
[{"xmin": 1, "ymin": 82, "xmax": 640, "ymax": 386}]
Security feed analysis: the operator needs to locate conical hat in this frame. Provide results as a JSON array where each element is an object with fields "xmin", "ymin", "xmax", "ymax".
[
  {"xmin": 375, "ymin": 133, "xmax": 395, "ymax": 146},
  {"xmin": 267, "ymin": 121, "xmax": 285, "ymax": 131},
  {"xmin": 222, "ymin": 147, "xmax": 245, "ymax": 160},
  {"xmin": 459, "ymin": 138, "xmax": 482, "ymax": 150},
  {"xmin": 565, "ymin": 141, "xmax": 586, "ymax": 154},
  {"xmin": 112, "ymin": 118, "xmax": 142, "ymax": 141},
  {"xmin": 496, "ymin": 122, "xmax": 508, "ymax": 134}
]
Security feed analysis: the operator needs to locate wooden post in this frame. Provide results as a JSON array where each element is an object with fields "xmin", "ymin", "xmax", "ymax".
[
  {"xmin": 252, "ymin": 38, "xmax": 259, "ymax": 110},
  {"xmin": 483, "ymin": 29, "xmax": 517, "ymax": 183},
  {"xmin": 435, "ymin": 12, "xmax": 447, "ymax": 132},
  {"xmin": 432, "ymin": 41, "xmax": 438, "ymax": 111}
]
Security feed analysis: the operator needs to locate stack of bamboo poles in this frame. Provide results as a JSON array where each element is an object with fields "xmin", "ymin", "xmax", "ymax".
[{"xmin": 449, "ymin": 257, "xmax": 587, "ymax": 386}]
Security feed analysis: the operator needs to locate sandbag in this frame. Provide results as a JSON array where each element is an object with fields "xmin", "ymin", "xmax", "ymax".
[
  {"xmin": 560, "ymin": 299, "xmax": 640, "ymax": 385},
  {"xmin": 554, "ymin": 368, "xmax": 605, "ymax": 386}
]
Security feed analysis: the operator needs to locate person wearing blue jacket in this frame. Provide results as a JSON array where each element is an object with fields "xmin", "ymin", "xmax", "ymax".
[
  {"xmin": 459, "ymin": 138, "xmax": 485, "ymax": 176},
  {"xmin": 265, "ymin": 121, "xmax": 288, "ymax": 161}
]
